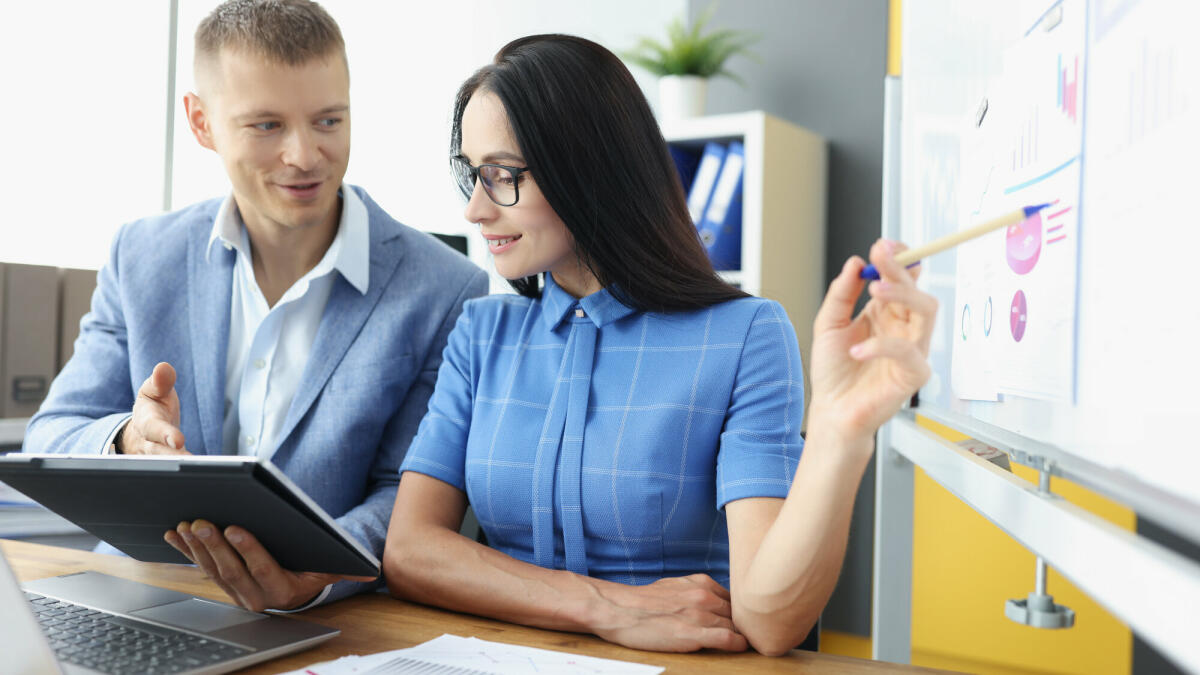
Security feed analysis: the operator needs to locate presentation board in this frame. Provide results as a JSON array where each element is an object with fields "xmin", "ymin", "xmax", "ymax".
[{"xmin": 901, "ymin": 0, "xmax": 1200, "ymax": 517}]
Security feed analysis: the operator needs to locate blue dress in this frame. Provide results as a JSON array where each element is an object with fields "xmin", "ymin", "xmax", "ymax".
[{"xmin": 400, "ymin": 275, "xmax": 804, "ymax": 587}]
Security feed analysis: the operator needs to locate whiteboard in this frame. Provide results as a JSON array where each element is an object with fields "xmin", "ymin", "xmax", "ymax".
[{"xmin": 901, "ymin": 0, "xmax": 1200, "ymax": 517}]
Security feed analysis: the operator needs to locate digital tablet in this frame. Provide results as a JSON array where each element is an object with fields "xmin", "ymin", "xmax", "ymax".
[{"xmin": 0, "ymin": 454, "xmax": 380, "ymax": 577}]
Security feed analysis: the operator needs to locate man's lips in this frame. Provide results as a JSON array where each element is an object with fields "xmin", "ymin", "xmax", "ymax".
[{"xmin": 278, "ymin": 181, "xmax": 324, "ymax": 198}]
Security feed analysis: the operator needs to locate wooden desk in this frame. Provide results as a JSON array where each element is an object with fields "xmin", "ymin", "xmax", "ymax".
[{"xmin": 4, "ymin": 540, "xmax": 950, "ymax": 674}]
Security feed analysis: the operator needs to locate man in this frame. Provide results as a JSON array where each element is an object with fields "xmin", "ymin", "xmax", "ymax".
[{"xmin": 23, "ymin": 0, "xmax": 487, "ymax": 611}]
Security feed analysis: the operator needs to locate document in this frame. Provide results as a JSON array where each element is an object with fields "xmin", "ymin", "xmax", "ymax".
[
  {"xmin": 951, "ymin": 0, "xmax": 1085, "ymax": 403},
  {"xmin": 282, "ymin": 633, "xmax": 664, "ymax": 675}
]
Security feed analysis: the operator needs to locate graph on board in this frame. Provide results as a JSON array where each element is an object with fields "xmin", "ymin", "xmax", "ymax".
[
  {"xmin": 1125, "ymin": 39, "xmax": 1187, "ymax": 145},
  {"xmin": 951, "ymin": 0, "xmax": 1085, "ymax": 403},
  {"xmin": 1075, "ymin": 0, "xmax": 1200, "ymax": 504},
  {"xmin": 1058, "ymin": 53, "xmax": 1079, "ymax": 122}
]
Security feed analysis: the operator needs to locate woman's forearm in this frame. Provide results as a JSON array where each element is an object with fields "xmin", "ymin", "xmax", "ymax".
[
  {"xmin": 385, "ymin": 523, "xmax": 612, "ymax": 633},
  {"xmin": 731, "ymin": 420, "xmax": 876, "ymax": 655}
]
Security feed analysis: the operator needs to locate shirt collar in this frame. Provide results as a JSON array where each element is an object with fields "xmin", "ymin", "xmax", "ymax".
[
  {"xmin": 205, "ymin": 185, "xmax": 370, "ymax": 295},
  {"xmin": 540, "ymin": 273, "xmax": 637, "ymax": 330}
]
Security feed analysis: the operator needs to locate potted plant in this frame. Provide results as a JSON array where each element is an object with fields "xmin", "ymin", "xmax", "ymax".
[{"xmin": 624, "ymin": 6, "xmax": 759, "ymax": 120}]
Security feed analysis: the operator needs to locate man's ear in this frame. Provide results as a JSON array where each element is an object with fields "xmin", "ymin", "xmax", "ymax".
[{"xmin": 183, "ymin": 93, "xmax": 216, "ymax": 151}]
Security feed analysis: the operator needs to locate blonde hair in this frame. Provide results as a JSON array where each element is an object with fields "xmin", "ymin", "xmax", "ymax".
[{"xmin": 195, "ymin": 0, "xmax": 345, "ymax": 69}]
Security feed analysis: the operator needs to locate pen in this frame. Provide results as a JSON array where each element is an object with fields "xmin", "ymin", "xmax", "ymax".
[{"xmin": 860, "ymin": 203, "xmax": 1054, "ymax": 280}]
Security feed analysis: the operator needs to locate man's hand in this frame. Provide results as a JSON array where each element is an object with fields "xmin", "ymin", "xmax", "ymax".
[
  {"xmin": 165, "ymin": 520, "xmax": 377, "ymax": 611},
  {"xmin": 589, "ymin": 574, "xmax": 749, "ymax": 653},
  {"xmin": 120, "ymin": 362, "xmax": 189, "ymax": 455}
]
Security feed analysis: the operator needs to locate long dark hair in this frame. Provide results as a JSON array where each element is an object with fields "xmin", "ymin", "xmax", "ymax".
[{"xmin": 450, "ymin": 34, "xmax": 747, "ymax": 313}]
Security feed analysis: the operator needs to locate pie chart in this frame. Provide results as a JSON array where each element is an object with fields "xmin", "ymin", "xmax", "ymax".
[
  {"xmin": 1010, "ymin": 290, "xmax": 1028, "ymax": 342},
  {"xmin": 1006, "ymin": 212, "xmax": 1042, "ymax": 275}
]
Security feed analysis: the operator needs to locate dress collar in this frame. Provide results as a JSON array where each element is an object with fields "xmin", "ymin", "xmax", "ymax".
[{"xmin": 539, "ymin": 273, "xmax": 637, "ymax": 330}]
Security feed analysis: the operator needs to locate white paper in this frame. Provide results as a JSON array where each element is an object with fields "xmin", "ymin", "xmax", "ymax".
[
  {"xmin": 1076, "ymin": 0, "xmax": 1200, "ymax": 497},
  {"xmin": 951, "ymin": 0, "xmax": 1085, "ymax": 403},
  {"xmin": 281, "ymin": 634, "xmax": 664, "ymax": 675}
]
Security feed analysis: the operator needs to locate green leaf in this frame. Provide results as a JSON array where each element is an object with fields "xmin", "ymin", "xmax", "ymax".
[{"xmin": 621, "ymin": 1, "xmax": 759, "ymax": 82}]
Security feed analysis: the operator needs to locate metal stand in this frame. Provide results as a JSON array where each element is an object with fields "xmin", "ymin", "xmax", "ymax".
[{"xmin": 1004, "ymin": 462, "xmax": 1076, "ymax": 629}]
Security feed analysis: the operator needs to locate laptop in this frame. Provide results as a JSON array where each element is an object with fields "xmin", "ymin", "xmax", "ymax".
[{"xmin": 0, "ymin": 547, "xmax": 338, "ymax": 674}]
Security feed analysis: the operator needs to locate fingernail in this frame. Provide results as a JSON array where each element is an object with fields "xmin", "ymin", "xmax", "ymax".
[
  {"xmin": 884, "ymin": 240, "xmax": 897, "ymax": 253},
  {"xmin": 181, "ymin": 529, "xmax": 194, "ymax": 542},
  {"xmin": 196, "ymin": 527, "xmax": 213, "ymax": 539},
  {"xmin": 227, "ymin": 530, "xmax": 243, "ymax": 544},
  {"xmin": 166, "ymin": 436, "xmax": 178, "ymax": 450},
  {"xmin": 878, "ymin": 281, "xmax": 892, "ymax": 291}
]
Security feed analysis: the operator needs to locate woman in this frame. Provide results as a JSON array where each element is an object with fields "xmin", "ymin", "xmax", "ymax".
[{"xmin": 384, "ymin": 34, "xmax": 935, "ymax": 655}]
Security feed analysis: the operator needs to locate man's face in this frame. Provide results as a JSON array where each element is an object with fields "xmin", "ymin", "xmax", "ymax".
[{"xmin": 187, "ymin": 48, "xmax": 350, "ymax": 234}]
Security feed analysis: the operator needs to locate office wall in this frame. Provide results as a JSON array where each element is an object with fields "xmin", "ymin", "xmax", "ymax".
[
  {"xmin": 687, "ymin": 0, "xmax": 889, "ymax": 637},
  {"xmin": 3, "ymin": 0, "xmax": 685, "ymax": 278},
  {"xmin": 1, "ymin": 1, "xmax": 170, "ymax": 270}
]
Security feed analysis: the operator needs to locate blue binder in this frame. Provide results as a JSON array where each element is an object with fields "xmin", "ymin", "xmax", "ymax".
[
  {"xmin": 686, "ymin": 142, "xmax": 727, "ymax": 225},
  {"xmin": 697, "ymin": 141, "xmax": 744, "ymax": 271},
  {"xmin": 668, "ymin": 145, "xmax": 702, "ymax": 193}
]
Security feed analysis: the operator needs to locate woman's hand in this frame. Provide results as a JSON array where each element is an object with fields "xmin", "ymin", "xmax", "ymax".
[
  {"xmin": 589, "ymin": 574, "xmax": 749, "ymax": 653},
  {"xmin": 808, "ymin": 239, "xmax": 938, "ymax": 449}
]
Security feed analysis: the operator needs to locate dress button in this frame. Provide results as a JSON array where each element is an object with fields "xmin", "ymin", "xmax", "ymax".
[
  {"xmin": 244, "ymin": 435, "xmax": 256, "ymax": 446},
  {"xmin": 575, "ymin": 308, "xmax": 585, "ymax": 318},
  {"xmin": 253, "ymin": 358, "xmax": 266, "ymax": 370}
]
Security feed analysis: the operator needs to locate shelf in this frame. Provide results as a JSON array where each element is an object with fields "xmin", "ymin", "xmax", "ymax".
[
  {"xmin": 717, "ymin": 270, "xmax": 745, "ymax": 287},
  {"xmin": 663, "ymin": 111, "xmax": 827, "ymax": 414},
  {"xmin": 0, "ymin": 418, "xmax": 28, "ymax": 447}
]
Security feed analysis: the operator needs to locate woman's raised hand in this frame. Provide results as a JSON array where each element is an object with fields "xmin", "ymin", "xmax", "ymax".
[{"xmin": 807, "ymin": 239, "xmax": 938, "ymax": 450}]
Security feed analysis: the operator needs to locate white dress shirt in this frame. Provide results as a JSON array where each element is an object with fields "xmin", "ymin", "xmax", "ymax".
[{"xmin": 209, "ymin": 186, "xmax": 370, "ymax": 458}]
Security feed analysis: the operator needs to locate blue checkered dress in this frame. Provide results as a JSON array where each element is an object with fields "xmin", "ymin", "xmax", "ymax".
[{"xmin": 400, "ymin": 275, "xmax": 804, "ymax": 586}]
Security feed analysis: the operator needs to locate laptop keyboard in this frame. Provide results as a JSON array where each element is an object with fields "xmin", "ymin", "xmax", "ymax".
[{"xmin": 25, "ymin": 591, "xmax": 252, "ymax": 674}]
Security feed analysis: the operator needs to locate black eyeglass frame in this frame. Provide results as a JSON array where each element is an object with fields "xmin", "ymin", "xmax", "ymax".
[{"xmin": 451, "ymin": 156, "xmax": 534, "ymax": 207}]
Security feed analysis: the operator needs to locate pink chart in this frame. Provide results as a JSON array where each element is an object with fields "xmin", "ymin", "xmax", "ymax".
[
  {"xmin": 1006, "ymin": 213, "xmax": 1042, "ymax": 275},
  {"xmin": 1010, "ymin": 290, "xmax": 1028, "ymax": 342},
  {"xmin": 1058, "ymin": 53, "xmax": 1080, "ymax": 123}
]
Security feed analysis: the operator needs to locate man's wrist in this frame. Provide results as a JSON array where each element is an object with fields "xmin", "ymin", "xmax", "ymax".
[
  {"xmin": 102, "ymin": 416, "xmax": 133, "ymax": 455},
  {"xmin": 270, "ymin": 583, "xmax": 333, "ymax": 614}
]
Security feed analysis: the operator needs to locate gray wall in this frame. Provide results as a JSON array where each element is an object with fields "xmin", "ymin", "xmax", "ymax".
[{"xmin": 687, "ymin": 0, "xmax": 889, "ymax": 638}]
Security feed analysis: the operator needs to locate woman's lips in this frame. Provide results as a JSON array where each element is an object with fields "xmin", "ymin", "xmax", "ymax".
[{"xmin": 486, "ymin": 234, "xmax": 522, "ymax": 253}]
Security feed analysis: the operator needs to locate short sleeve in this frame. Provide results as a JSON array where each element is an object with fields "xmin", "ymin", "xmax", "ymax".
[
  {"xmin": 399, "ymin": 301, "xmax": 475, "ymax": 491},
  {"xmin": 716, "ymin": 301, "xmax": 805, "ymax": 509}
]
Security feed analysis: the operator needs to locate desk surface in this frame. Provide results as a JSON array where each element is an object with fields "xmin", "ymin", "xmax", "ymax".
[{"xmin": 4, "ymin": 539, "xmax": 951, "ymax": 674}]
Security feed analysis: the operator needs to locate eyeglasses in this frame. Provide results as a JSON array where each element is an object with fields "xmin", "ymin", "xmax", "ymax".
[{"xmin": 451, "ymin": 156, "xmax": 533, "ymax": 207}]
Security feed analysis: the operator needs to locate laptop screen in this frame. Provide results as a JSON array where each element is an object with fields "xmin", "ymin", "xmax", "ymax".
[{"xmin": 0, "ymin": 548, "xmax": 62, "ymax": 674}]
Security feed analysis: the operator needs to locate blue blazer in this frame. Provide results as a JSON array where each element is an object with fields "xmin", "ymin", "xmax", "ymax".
[{"xmin": 24, "ymin": 186, "xmax": 489, "ymax": 603}]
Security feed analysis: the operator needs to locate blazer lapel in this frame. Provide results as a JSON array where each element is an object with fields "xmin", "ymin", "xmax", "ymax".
[
  {"xmin": 186, "ymin": 218, "xmax": 233, "ymax": 456},
  {"xmin": 269, "ymin": 220, "xmax": 404, "ymax": 459}
]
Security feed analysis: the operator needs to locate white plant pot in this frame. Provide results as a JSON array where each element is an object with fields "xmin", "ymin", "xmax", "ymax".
[{"xmin": 658, "ymin": 75, "xmax": 708, "ymax": 120}]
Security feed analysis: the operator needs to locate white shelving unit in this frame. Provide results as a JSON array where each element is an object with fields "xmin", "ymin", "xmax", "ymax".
[
  {"xmin": 0, "ymin": 417, "xmax": 27, "ymax": 448},
  {"xmin": 661, "ymin": 111, "xmax": 828, "ymax": 411}
]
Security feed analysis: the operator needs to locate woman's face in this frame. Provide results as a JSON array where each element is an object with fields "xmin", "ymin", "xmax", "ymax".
[{"xmin": 459, "ymin": 91, "xmax": 597, "ymax": 296}]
